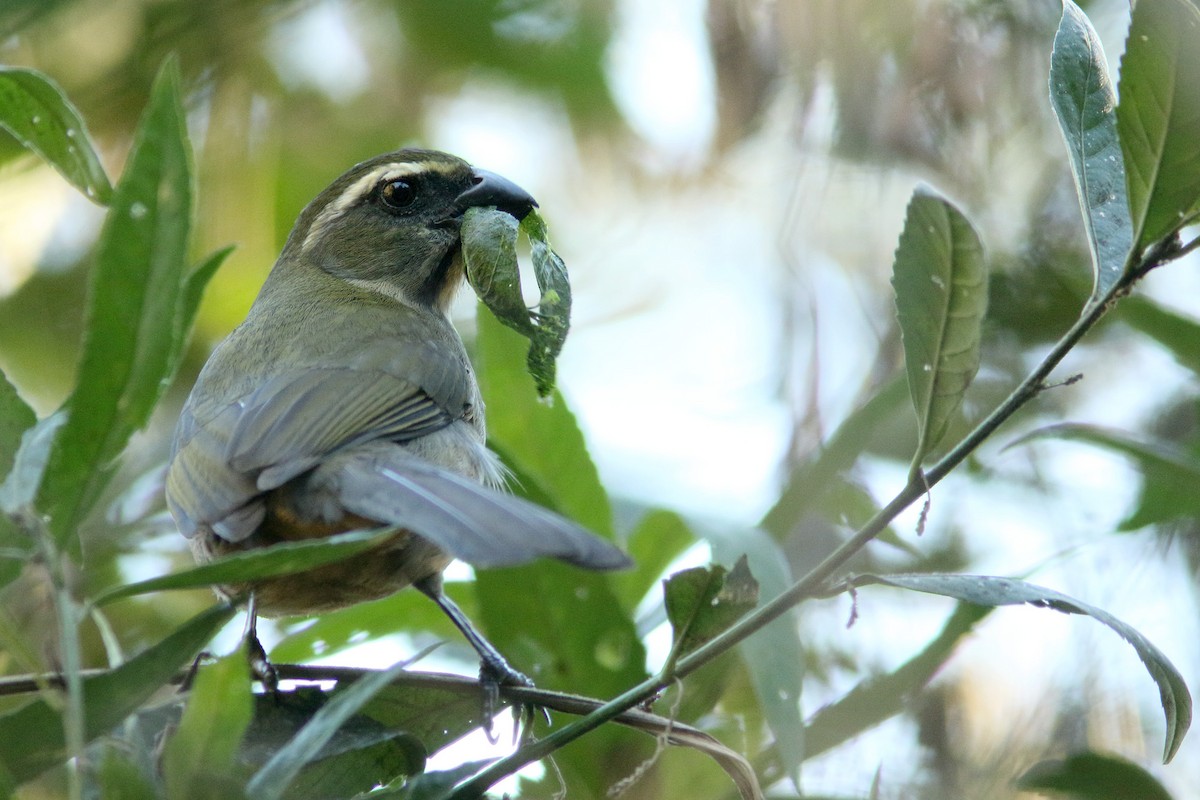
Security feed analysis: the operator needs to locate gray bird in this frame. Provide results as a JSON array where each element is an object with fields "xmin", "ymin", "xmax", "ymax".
[{"xmin": 165, "ymin": 148, "xmax": 629, "ymax": 694}]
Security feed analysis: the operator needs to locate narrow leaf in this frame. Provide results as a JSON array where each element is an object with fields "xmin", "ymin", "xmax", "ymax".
[
  {"xmin": 0, "ymin": 603, "xmax": 235, "ymax": 783},
  {"xmin": 856, "ymin": 573, "xmax": 1192, "ymax": 762},
  {"xmin": 0, "ymin": 369, "xmax": 36, "ymax": 480},
  {"xmin": 804, "ymin": 602, "xmax": 990, "ymax": 759},
  {"xmin": 0, "ymin": 67, "xmax": 112, "ymax": 203},
  {"xmin": 38, "ymin": 58, "xmax": 193, "ymax": 544},
  {"xmin": 1008, "ymin": 422, "xmax": 1200, "ymax": 531},
  {"xmin": 0, "ymin": 399, "xmax": 54, "ymax": 588},
  {"xmin": 162, "ymin": 647, "xmax": 253, "ymax": 800},
  {"xmin": 763, "ymin": 377, "xmax": 909, "ymax": 541},
  {"xmin": 1117, "ymin": 0, "xmax": 1200, "ymax": 252},
  {"xmin": 1050, "ymin": 0, "xmax": 1133, "ymax": 301},
  {"xmin": 891, "ymin": 187, "xmax": 987, "ymax": 476},
  {"xmin": 0, "ymin": 412, "xmax": 66, "ymax": 514},
  {"xmin": 172, "ymin": 245, "xmax": 234, "ymax": 376},
  {"xmin": 246, "ymin": 660, "xmax": 414, "ymax": 800},
  {"xmin": 94, "ymin": 528, "xmax": 398, "ymax": 606},
  {"xmin": 1119, "ymin": 295, "xmax": 1200, "ymax": 374}
]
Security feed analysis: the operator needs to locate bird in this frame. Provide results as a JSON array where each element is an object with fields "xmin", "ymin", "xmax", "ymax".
[{"xmin": 164, "ymin": 148, "xmax": 630, "ymax": 701}]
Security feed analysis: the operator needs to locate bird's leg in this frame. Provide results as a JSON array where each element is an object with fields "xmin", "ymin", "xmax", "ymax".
[
  {"xmin": 243, "ymin": 594, "xmax": 279, "ymax": 694},
  {"xmin": 414, "ymin": 575, "xmax": 540, "ymax": 738}
]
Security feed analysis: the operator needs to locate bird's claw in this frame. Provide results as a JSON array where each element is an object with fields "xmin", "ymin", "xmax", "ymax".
[{"xmin": 479, "ymin": 658, "xmax": 546, "ymax": 742}]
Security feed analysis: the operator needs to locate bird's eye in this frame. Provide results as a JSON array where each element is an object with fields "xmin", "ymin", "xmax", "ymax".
[{"xmin": 379, "ymin": 179, "xmax": 417, "ymax": 210}]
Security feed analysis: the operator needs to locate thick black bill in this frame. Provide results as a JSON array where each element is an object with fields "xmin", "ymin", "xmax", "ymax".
[{"xmin": 455, "ymin": 168, "xmax": 538, "ymax": 220}]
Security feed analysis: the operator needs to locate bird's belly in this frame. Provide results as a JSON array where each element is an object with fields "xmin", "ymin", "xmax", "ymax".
[{"xmin": 191, "ymin": 523, "xmax": 452, "ymax": 617}]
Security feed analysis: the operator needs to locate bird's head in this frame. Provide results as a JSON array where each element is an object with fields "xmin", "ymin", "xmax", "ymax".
[{"xmin": 280, "ymin": 148, "xmax": 537, "ymax": 312}]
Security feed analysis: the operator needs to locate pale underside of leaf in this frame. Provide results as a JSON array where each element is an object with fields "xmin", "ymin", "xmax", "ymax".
[
  {"xmin": 856, "ymin": 573, "xmax": 1191, "ymax": 763},
  {"xmin": 1049, "ymin": 0, "xmax": 1133, "ymax": 302}
]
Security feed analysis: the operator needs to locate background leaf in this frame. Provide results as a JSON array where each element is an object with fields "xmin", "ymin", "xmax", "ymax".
[
  {"xmin": 804, "ymin": 602, "xmax": 991, "ymax": 760},
  {"xmin": 855, "ymin": 573, "xmax": 1192, "ymax": 763},
  {"xmin": 1017, "ymin": 751, "xmax": 1175, "ymax": 800},
  {"xmin": 0, "ymin": 66, "xmax": 112, "ymax": 203},
  {"xmin": 1049, "ymin": 0, "xmax": 1132, "ymax": 301},
  {"xmin": 0, "ymin": 368, "xmax": 35, "ymax": 480},
  {"xmin": 245, "ymin": 660, "xmax": 416, "ymax": 800},
  {"xmin": 0, "ymin": 602, "xmax": 234, "ymax": 783},
  {"xmin": 1116, "ymin": 0, "xmax": 1200, "ymax": 252},
  {"xmin": 891, "ymin": 187, "xmax": 988, "ymax": 475},
  {"xmin": 162, "ymin": 647, "xmax": 253, "ymax": 800},
  {"xmin": 1009, "ymin": 422, "xmax": 1200, "ymax": 531},
  {"xmin": 38, "ymin": 57, "xmax": 193, "ymax": 544}
]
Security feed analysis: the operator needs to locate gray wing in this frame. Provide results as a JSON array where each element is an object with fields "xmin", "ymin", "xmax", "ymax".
[
  {"xmin": 166, "ymin": 367, "xmax": 456, "ymax": 542},
  {"xmin": 294, "ymin": 443, "xmax": 631, "ymax": 570}
]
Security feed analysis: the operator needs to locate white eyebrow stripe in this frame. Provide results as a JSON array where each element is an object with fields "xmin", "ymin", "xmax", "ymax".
[{"xmin": 300, "ymin": 160, "xmax": 462, "ymax": 253}]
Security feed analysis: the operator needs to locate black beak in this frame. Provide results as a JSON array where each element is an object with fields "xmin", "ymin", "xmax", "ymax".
[{"xmin": 455, "ymin": 168, "xmax": 538, "ymax": 220}]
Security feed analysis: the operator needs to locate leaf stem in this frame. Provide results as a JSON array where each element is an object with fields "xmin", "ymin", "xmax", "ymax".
[{"xmin": 450, "ymin": 246, "xmax": 1172, "ymax": 798}]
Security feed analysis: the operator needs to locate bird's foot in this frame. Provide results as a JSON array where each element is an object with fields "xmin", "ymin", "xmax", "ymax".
[
  {"xmin": 247, "ymin": 632, "xmax": 279, "ymax": 696},
  {"xmin": 479, "ymin": 656, "xmax": 544, "ymax": 743}
]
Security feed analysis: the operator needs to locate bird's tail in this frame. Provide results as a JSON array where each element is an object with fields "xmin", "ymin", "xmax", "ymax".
[{"xmin": 295, "ymin": 443, "xmax": 631, "ymax": 571}]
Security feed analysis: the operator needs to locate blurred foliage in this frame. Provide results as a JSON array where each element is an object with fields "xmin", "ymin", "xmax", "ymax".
[{"xmin": 0, "ymin": 0, "xmax": 1198, "ymax": 799}]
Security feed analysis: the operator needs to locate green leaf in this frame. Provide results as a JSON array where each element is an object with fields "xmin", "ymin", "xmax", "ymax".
[
  {"xmin": 94, "ymin": 528, "xmax": 399, "ymax": 606},
  {"xmin": 762, "ymin": 377, "xmax": 909, "ymax": 540},
  {"xmin": 462, "ymin": 207, "xmax": 574, "ymax": 397},
  {"xmin": 173, "ymin": 245, "xmax": 234, "ymax": 372},
  {"xmin": 1119, "ymin": 295, "xmax": 1200, "ymax": 374},
  {"xmin": 93, "ymin": 746, "xmax": 159, "ymax": 800},
  {"xmin": 1049, "ymin": 0, "xmax": 1133, "ymax": 302},
  {"xmin": 475, "ymin": 311, "xmax": 612, "ymax": 536},
  {"xmin": 521, "ymin": 209, "xmax": 573, "ymax": 397},
  {"xmin": 268, "ymin": 582, "xmax": 467, "ymax": 664},
  {"xmin": 236, "ymin": 687, "xmax": 426, "ymax": 799},
  {"xmin": 461, "ymin": 208, "xmax": 532, "ymax": 335},
  {"xmin": 804, "ymin": 602, "xmax": 990, "ymax": 760},
  {"xmin": 1017, "ymin": 751, "xmax": 1175, "ymax": 800},
  {"xmin": 1117, "ymin": 0, "xmax": 1200, "ymax": 252},
  {"xmin": 1008, "ymin": 422, "xmax": 1200, "ymax": 531},
  {"xmin": 0, "ymin": 369, "xmax": 35, "ymax": 480},
  {"xmin": 39, "ymin": 58, "xmax": 194, "ymax": 544},
  {"xmin": 245, "ymin": 660, "xmax": 416, "ymax": 800},
  {"xmin": 0, "ymin": 67, "xmax": 112, "ymax": 203},
  {"xmin": 615, "ymin": 509, "xmax": 698, "ymax": 611},
  {"xmin": 891, "ymin": 187, "xmax": 987, "ymax": 476},
  {"xmin": 664, "ymin": 557, "xmax": 759, "ymax": 668},
  {"xmin": 381, "ymin": 760, "xmax": 496, "ymax": 800},
  {"xmin": 162, "ymin": 647, "xmax": 253, "ymax": 800},
  {"xmin": 0, "ymin": 602, "xmax": 235, "ymax": 783},
  {"xmin": 708, "ymin": 528, "xmax": 805, "ymax": 787},
  {"xmin": 856, "ymin": 573, "xmax": 1192, "ymax": 763},
  {"xmin": 0, "ymin": 411, "xmax": 66, "ymax": 515}
]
